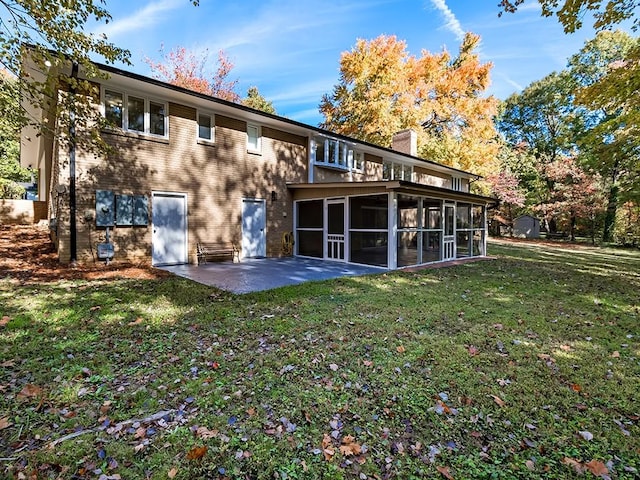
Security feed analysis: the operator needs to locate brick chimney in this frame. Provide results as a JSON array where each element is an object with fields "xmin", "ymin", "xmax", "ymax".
[{"xmin": 391, "ymin": 129, "xmax": 417, "ymax": 157}]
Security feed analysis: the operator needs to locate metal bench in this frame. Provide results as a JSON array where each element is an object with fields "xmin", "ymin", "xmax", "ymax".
[{"xmin": 196, "ymin": 242, "xmax": 239, "ymax": 264}]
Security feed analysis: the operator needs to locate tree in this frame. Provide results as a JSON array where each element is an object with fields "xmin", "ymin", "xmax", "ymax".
[
  {"xmin": 0, "ymin": 71, "xmax": 31, "ymax": 198},
  {"xmin": 319, "ymin": 33, "xmax": 499, "ymax": 177},
  {"xmin": 497, "ymin": 71, "xmax": 583, "ymax": 230},
  {"xmin": 540, "ymin": 157, "xmax": 605, "ymax": 241},
  {"xmin": 242, "ymin": 86, "xmax": 277, "ymax": 114},
  {"xmin": 144, "ymin": 47, "xmax": 240, "ymax": 102},
  {"xmin": 568, "ymin": 30, "xmax": 639, "ymax": 241},
  {"xmin": 498, "ymin": 71, "xmax": 579, "ymax": 162},
  {"xmin": 498, "ymin": 0, "xmax": 638, "ymax": 33},
  {"xmin": 486, "ymin": 167, "xmax": 526, "ymax": 235},
  {"xmin": 497, "ymin": 31, "xmax": 637, "ymax": 242},
  {"xmin": 0, "ymin": 0, "xmax": 132, "ymax": 139}
]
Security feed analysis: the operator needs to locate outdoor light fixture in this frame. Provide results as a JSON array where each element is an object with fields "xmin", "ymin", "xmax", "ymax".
[{"xmin": 271, "ymin": 191, "xmax": 277, "ymax": 202}]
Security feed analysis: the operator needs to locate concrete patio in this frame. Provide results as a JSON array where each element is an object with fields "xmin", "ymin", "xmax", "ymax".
[{"xmin": 160, "ymin": 257, "xmax": 385, "ymax": 294}]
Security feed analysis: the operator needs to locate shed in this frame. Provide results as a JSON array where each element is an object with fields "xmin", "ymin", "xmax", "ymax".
[{"xmin": 513, "ymin": 215, "xmax": 540, "ymax": 239}]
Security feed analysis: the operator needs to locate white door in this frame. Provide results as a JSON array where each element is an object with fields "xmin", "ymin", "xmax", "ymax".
[
  {"xmin": 443, "ymin": 203, "xmax": 456, "ymax": 261},
  {"xmin": 152, "ymin": 192, "xmax": 188, "ymax": 266},
  {"xmin": 326, "ymin": 200, "xmax": 346, "ymax": 261},
  {"xmin": 242, "ymin": 198, "xmax": 266, "ymax": 258}
]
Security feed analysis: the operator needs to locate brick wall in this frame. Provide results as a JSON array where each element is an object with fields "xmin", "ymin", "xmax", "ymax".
[{"xmin": 53, "ymin": 99, "xmax": 308, "ymax": 264}]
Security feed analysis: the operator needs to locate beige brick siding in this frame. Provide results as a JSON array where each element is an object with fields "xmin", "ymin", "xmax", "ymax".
[
  {"xmin": 415, "ymin": 166, "xmax": 448, "ymax": 188},
  {"xmin": 53, "ymin": 99, "xmax": 308, "ymax": 264}
]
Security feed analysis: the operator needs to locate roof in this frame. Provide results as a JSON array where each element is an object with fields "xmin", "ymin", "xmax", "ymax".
[{"xmin": 288, "ymin": 180, "xmax": 497, "ymax": 204}]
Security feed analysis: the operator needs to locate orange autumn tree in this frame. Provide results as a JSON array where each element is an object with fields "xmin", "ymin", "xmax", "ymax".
[
  {"xmin": 319, "ymin": 33, "xmax": 499, "ymax": 178},
  {"xmin": 144, "ymin": 46, "xmax": 240, "ymax": 102}
]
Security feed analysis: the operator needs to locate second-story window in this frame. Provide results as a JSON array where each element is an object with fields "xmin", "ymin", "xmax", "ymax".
[
  {"xmin": 353, "ymin": 152, "xmax": 365, "ymax": 172},
  {"xmin": 452, "ymin": 177, "xmax": 462, "ymax": 191},
  {"xmin": 313, "ymin": 137, "xmax": 362, "ymax": 171},
  {"xmin": 104, "ymin": 91, "xmax": 123, "ymax": 128},
  {"xmin": 247, "ymin": 124, "xmax": 261, "ymax": 153},
  {"xmin": 149, "ymin": 101, "xmax": 166, "ymax": 136},
  {"xmin": 127, "ymin": 96, "xmax": 145, "ymax": 133},
  {"xmin": 383, "ymin": 160, "xmax": 412, "ymax": 180},
  {"xmin": 102, "ymin": 88, "xmax": 168, "ymax": 138},
  {"xmin": 198, "ymin": 112, "xmax": 214, "ymax": 142}
]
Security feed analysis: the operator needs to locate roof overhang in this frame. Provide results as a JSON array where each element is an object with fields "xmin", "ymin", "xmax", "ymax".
[
  {"xmin": 287, "ymin": 181, "xmax": 497, "ymax": 204},
  {"xmin": 91, "ymin": 63, "xmax": 482, "ymax": 180}
]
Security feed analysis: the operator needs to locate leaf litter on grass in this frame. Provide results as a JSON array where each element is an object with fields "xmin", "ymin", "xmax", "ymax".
[{"xmin": 2, "ymin": 238, "xmax": 640, "ymax": 478}]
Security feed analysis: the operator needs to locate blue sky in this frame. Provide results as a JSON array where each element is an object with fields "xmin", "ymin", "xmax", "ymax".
[{"xmin": 91, "ymin": 0, "xmax": 608, "ymax": 125}]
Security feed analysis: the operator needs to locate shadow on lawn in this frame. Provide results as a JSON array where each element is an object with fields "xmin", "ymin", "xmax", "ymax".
[{"xmin": 2, "ymin": 238, "xmax": 640, "ymax": 478}]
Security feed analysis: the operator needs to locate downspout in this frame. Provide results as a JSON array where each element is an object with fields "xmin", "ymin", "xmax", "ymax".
[{"xmin": 69, "ymin": 62, "xmax": 79, "ymax": 264}]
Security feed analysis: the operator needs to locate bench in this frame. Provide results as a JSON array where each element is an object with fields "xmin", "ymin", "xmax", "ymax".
[
  {"xmin": 196, "ymin": 242, "xmax": 239, "ymax": 264},
  {"xmin": 545, "ymin": 232, "xmax": 568, "ymax": 240}
]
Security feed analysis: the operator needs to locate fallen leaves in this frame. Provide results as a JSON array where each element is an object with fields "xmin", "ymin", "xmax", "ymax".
[
  {"xmin": 562, "ymin": 457, "xmax": 609, "ymax": 477},
  {"xmin": 186, "ymin": 446, "xmax": 208, "ymax": 460},
  {"xmin": 467, "ymin": 345, "xmax": 479, "ymax": 356},
  {"xmin": 339, "ymin": 435, "xmax": 362, "ymax": 456},
  {"xmin": 436, "ymin": 465, "xmax": 455, "ymax": 479},
  {"xmin": 322, "ymin": 433, "xmax": 335, "ymax": 461},
  {"xmin": 0, "ymin": 416, "xmax": 12, "ymax": 430},
  {"xmin": 490, "ymin": 395, "xmax": 506, "ymax": 407},
  {"xmin": 167, "ymin": 467, "xmax": 178, "ymax": 478},
  {"xmin": 127, "ymin": 317, "xmax": 144, "ymax": 326},
  {"xmin": 17, "ymin": 384, "xmax": 44, "ymax": 400},
  {"xmin": 0, "ymin": 315, "xmax": 10, "ymax": 327},
  {"xmin": 585, "ymin": 460, "xmax": 609, "ymax": 477},
  {"xmin": 396, "ymin": 345, "xmax": 406, "ymax": 354}
]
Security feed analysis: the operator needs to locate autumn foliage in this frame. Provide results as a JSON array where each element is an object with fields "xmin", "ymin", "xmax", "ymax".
[
  {"xmin": 144, "ymin": 46, "xmax": 240, "ymax": 102},
  {"xmin": 320, "ymin": 33, "xmax": 499, "ymax": 177}
]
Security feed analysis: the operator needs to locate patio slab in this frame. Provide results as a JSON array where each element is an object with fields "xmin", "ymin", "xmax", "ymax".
[{"xmin": 160, "ymin": 257, "xmax": 385, "ymax": 294}]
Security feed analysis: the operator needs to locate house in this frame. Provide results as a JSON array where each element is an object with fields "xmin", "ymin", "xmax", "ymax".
[
  {"xmin": 513, "ymin": 215, "xmax": 540, "ymax": 239},
  {"xmin": 20, "ymin": 56, "xmax": 495, "ymax": 270}
]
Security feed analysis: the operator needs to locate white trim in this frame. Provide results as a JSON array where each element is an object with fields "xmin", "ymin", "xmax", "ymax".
[
  {"xmin": 388, "ymin": 193, "xmax": 397, "ymax": 269},
  {"xmin": 196, "ymin": 110, "xmax": 215, "ymax": 144},
  {"xmin": 101, "ymin": 86, "xmax": 168, "ymax": 139},
  {"xmin": 443, "ymin": 202, "xmax": 456, "ymax": 261},
  {"xmin": 326, "ymin": 198, "xmax": 347, "ymax": 262},
  {"xmin": 151, "ymin": 191, "xmax": 188, "ymax": 266},
  {"xmin": 247, "ymin": 123, "xmax": 262, "ymax": 154},
  {"xmin": 383, "ymin": 159, "xmax": 413, "ymax": 181},
  {"xmin": 94, "ymin": 67, "xmax": 477, "ymax": 181},
  {"xmin": 241, "ymin": 197, "xmax": 267, "ymax": 258},
  {"xmin": 308, "ymin": 138, "xmax": 315, "ymax": 183}
]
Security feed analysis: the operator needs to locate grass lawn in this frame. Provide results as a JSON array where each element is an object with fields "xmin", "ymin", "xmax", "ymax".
[{"xmin": 1, "ymin": 240, "xmax": 639, "ymax": 479}]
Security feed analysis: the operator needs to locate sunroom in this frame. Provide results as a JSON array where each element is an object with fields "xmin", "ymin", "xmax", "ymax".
[{"xmin": 289, "ymin": 181, "xmax": 494, "ymax": 269}]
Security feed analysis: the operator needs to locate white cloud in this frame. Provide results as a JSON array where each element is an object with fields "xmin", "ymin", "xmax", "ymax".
[
  {"xmin": 429, "ymin": 0, "xmax": 465, "ymax": 40},
  {"xmin": 96, "ymin": 0, "xmax": 183, "ymax": 39},
  {"xmin": 501, "ymin": 75, "xmax": 524, "ymax": 92}
]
